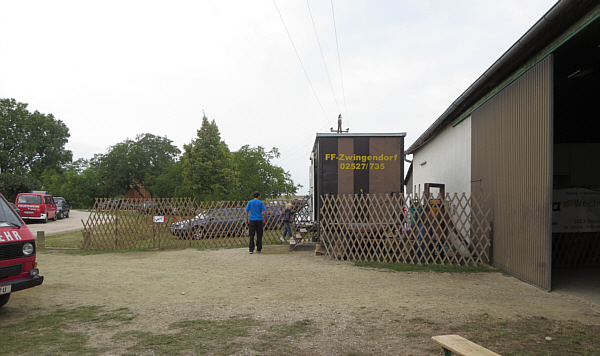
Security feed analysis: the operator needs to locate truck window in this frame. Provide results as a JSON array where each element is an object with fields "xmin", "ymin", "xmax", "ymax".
[
  {"xmin": 18, "ymin": 195, "xmax": 42, "ymax": 204},
  {"xmin": 0, "ymin": 198, "xmax": 24, "ymax": 227}
]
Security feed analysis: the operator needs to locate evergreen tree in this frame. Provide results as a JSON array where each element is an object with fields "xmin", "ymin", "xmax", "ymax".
[{"xmin": 179, "ymin": 115, "xmax": 238, "ymax": 201}]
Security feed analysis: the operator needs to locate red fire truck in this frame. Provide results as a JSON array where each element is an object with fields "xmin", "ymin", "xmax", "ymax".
[{"xmin": 0, "ymin": 192, "xmax": 44, "ymax": 308}]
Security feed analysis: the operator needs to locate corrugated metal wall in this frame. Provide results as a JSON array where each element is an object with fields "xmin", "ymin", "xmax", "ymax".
[{"xmin": 471, "ymin": 55, "xmax": 554, "ymax": 290}]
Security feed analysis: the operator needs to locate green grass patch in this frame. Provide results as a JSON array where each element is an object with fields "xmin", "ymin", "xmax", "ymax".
[
  {"xmin": 1, "ymin": 306, "xmax": 316, "ymax": 356},
  {"xmin": 115, "ymin": 315, "xmax": 314, "ymax": 356},
  {"xmin": 44, "ymin": 230, "xmax": 84, "ymax": 249},
  {"xmin": 354, "ymin": 261, "xmax": 498, "ymax": 273},
  {"xmin": 0, "ymin": 306, "xmax": 136, "ymax": 356}
]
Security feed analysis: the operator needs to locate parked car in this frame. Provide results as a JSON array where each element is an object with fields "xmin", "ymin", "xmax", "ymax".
[
  {"xmin": 170, "ymin": 211, "xmax": 207, "ymax": 239},
  {"xmin": 137, "ymin": 200, "xmax": 172, "ymax": 215},
  {"xmin": 54, "ymin": 197, "xmax": 70, "ymax": 219},
  {"xmin": 15, "ymin": 192, "xmax": 57, "ymax": 223},
  {"xmin": 170, "ymin": 208, "xmax": 246, "ymax": 239}
]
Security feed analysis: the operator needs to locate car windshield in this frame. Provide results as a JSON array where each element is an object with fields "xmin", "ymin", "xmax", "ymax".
[
  {"xmin": 208, "ymin": 208, "xmax": 243, "ymax": 219},
  {"xmin": 0, "ymin": 196, "xmax": 24, "ymax": 227},
  {"xmin": 17, "ymin": 194, "xmax": 42, "ymax": 204}
]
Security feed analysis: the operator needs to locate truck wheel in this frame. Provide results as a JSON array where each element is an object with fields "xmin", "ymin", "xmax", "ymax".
[
  {"xmin": 65, "ymin": 211, "xmax": 70, "ymax": 218},
  {"xmin": 0, "ymin": 293, "xmax": 10, "ymax": 308},
  {"xmin": 43, "ymin": 215, "xmax": 48, "ymax": 223}
]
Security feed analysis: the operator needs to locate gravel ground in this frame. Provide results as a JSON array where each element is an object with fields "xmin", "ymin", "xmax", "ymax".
[{"xmin": 7, "ymin": 245, "xmax": 600, "ymax": 355}]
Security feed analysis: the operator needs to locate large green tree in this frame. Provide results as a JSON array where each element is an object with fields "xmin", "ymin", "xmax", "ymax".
[
  {"xmin": 231, "ymin": 145, "xmax": 299, "ymax": 200},
  {"xmin": 0, "ymin": 173, "xmax": 34, "ymax": 202},
  {"xmin": 0, "ymin": 98, "xmax": 72, "ymax": 180},
  {"xmin": 95, "ymin": 133, "xmax": 181, "ymax": 197},
  {"xmin": 40, "ymin": 158, "xmax": 103, "ymax": 208},
  {"xmin": 179, "ymin": 116, "xmax": 237, "ymax": 201}
]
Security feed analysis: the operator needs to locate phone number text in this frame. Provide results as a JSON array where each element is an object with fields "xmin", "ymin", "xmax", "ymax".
[{"xmin": 340, "ymin": 162, "xmax": 386, "ymax": 170}]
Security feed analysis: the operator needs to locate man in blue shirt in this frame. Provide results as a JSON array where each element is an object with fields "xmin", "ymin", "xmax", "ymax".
[{"xmin": 245, "ymin": 191, "xmax": 266, "ymax": 254}]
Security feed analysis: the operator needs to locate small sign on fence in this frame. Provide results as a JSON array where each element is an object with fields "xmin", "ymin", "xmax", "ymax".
[{"xmin": 154, "ymin": 216, "xmax": 165, "ymax": 223}]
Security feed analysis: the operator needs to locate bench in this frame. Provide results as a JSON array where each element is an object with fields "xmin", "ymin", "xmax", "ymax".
[{"xmin": 432, "ymin": 335, "xmax": 501, "ymax": 356}]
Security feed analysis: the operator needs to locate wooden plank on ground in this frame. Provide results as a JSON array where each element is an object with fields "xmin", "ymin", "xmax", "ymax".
[{"xmin": 431, "ymin": 335, "xmax": 501, "ymax": 356}]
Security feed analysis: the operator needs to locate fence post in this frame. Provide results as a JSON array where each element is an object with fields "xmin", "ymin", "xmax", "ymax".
[
  {"xmin": 36, "ymin": 231, "xmax": 45, "ymax": 249},
  {"xmin": 82, "ymin": 231, "xmax": 91, "ymax": 249},
  {"xmin": 114, "ymin": 206, "xmax": 119, "ymax": 248}
]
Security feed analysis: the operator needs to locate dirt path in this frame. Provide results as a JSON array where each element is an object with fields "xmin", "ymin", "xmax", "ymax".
[{"xmin": 9, "ymin": 246, "xmax": 600, "ymax": 355}]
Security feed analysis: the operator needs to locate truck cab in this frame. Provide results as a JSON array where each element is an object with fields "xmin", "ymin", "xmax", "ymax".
[{"xmin": 0, "ymin": 193, "xmax": 44, "ymax": 308}]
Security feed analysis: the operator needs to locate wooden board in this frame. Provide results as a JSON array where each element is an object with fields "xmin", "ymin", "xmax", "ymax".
[{"xmin": 431, "ymin": 335, "xmax": 501, "ymax": 356}]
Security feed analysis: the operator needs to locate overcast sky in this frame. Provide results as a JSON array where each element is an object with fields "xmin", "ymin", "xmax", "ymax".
[{"xmin": 0, "ymin": 0, "xmax": 558, "ymax": 195}]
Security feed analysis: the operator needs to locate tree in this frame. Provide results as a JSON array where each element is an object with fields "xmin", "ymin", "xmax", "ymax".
[
  {"xmin": 0, "ymin": 173, "xmax": 34, "ymax": 202},
  {"xmin": 145, "ymin": 160, "xmax": 183, "ymax": 198},
  {"xmin": 95, "ymin": 133, "xmax": 181, "ymax": 197},
  {"xmin": 40, "ymin": 158, "xmax": 103, "ymax": 208},
  {"xmin": 179, "ymin": 116, "xmax": 237, "ymax": 201},
  {"xmin": 0, "ymin": 98, "xmax": 72, "ymax": 180},
  {"xmin": 231, "ymin": 145, "xmax": 299, "ymax": 200}
]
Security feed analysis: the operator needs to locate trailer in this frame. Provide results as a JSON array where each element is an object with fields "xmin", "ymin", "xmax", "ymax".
[{"xmin": 310, "ymin": 132, "xmax": 406, "ymax": 224}]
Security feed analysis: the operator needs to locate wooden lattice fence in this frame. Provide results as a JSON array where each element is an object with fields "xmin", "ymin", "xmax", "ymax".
[
  {"xmin": 320, "ymin": 193, "xmax": 492, "ymax": 265},
  {"xmin": 81, "ymin": 197, "xmax": 311, "ymax": 250},
  {"xmin": 552, "ymin": 232, "xmax": 600, "ymax": 267}
]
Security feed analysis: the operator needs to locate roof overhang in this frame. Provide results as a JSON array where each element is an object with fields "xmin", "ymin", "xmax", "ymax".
[{"xmin": 406, "ymin": 0, "xmax": 599, "ymax": 154}]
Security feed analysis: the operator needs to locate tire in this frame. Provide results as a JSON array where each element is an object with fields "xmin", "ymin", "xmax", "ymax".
[
  {"xmin": 52, "ymin": 213, "xmax": 57, "ymax": 221},
  {"xmin": 65, "ymin": 211, "xmax": 70, "ymax": 218},
  {"xmin": 58, "ymin": 211, "xmax": 63, "ymax": 219},
  {"xmin": 0, "ymin": 293, "xmax": 10, "ymax": 308},
  {"xmin": 43, "ymin": 215, "xmax": 48, "ymax": 223}
]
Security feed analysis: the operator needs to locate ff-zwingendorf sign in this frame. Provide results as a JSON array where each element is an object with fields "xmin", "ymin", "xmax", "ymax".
[{"xmin": 553, "ymin": 188, "xmax": 600, "ymax": 233}]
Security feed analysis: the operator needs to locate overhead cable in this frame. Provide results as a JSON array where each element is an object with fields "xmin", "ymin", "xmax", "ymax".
[
  {"xmin": 272, "ymin": 0, "xmax": 332, "ymax": 126},
  {"xmin": 330, "ymin": 0, "xmax": 349, "ymax": 128},
  {"xmin": 306, "ymin": 0, "xmax": 341, "ymax": 115}
]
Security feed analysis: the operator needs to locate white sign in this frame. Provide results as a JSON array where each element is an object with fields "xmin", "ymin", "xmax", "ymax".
[
  {"xmin": 154, "ymin": 216, "xmax": 165, "ymax": 223},
  {"xmin": 553, "ymin": 188, "xmax": 600, "ymax": 233}
]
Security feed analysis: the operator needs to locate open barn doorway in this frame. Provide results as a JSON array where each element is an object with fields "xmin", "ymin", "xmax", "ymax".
[{"xmin": 551, "ymin": 17, "xmax": 600, "ymax": 299}]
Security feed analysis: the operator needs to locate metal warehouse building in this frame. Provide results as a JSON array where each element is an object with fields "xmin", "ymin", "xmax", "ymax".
[{"xmin": 406, "ymin": 0, "xmax": 599, "ymax": 290}]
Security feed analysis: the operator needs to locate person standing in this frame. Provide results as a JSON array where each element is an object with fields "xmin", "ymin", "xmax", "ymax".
[
  {"xmin": 280, "ymin": 202, "xmax": 296, "ymax": 243},
  {"xmin": 245, "ymin": 191, "xmax": 266, "ymax": 254}
]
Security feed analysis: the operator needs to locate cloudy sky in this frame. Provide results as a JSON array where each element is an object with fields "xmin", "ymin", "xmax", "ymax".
[{"xmin": 1, "ymin": 0, "xmax": 557, "ymax": 194}]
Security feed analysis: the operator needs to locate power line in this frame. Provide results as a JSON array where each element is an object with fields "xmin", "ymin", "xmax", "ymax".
[
  {"xmin": 274, "ymin": 124, "xmax": 330, "ymax": 167},
  {"xmin": 272, "ymin": 0, "xmax": 332, "ymax": 127},
  {"xmin": 306, "ymin": 0, "xmax": 340, "ymax": 115},
  {"xmin": 330, "ymin": 0, "xmax": 349, "ymax": 129}
]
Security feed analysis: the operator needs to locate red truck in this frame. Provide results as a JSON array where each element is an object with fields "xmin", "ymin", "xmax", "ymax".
[
  {"xmin": 0, "ymin": 192, "xmax": 44, "ymax": 308},
  {"xmin": 15, "ymin": 191, "xmax": 57, "ymax": 223}
]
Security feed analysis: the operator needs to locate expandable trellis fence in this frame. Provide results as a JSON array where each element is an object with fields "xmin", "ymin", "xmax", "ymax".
[
  {"xmin": 81, "ymin": 197, "xmax": 311, "ymax": 250},
  {"xmin": 552, "ymin": 232, "xmax": 600, "ymax": 267},
  {"xmin": 320, "ymin": 193, "xmax": 492, "ymax": 265}
]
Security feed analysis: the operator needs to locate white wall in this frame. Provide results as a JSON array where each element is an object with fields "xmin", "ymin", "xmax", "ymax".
[{"xmin": 412, "ymin": 116, "xmax": 471, "ymax": 196}]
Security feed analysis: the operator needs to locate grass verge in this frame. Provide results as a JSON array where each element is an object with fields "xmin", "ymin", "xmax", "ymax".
[
  {"xmin": 0, "ymin": 306, "xmax": 315, "ymax": 356},
  {"xmin": 354, "ymin": 261, "xmax": 498, "ymax": 273}
]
